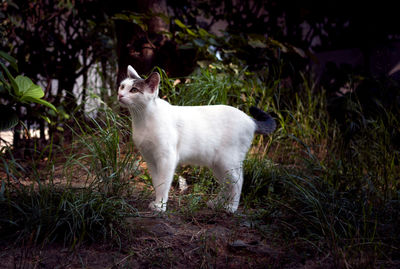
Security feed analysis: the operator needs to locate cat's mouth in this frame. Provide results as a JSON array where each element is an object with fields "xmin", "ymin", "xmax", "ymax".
[{"xmin": 118, "ymin": 97, "xmax": 129, "ymax": 107}]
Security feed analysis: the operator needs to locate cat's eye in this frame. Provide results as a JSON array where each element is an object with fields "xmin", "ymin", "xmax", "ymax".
[{"xmin": 130, "ymin": 87, "xmax": 142, "ymax": 94}]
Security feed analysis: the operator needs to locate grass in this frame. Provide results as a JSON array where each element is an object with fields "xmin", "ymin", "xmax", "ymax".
[
  {"xmin": 69, "ymin": 106, "xmax": 140, "ymax": 196},
  {"xmin": 164, "ymin": 64, "xmax": 400, "ymax": 265},
  {"xmin": 0, "ymin": 62, "xmax": 399, "ymax": 267},
  {"xmin": 0, "ymin": 106, "xmax": 138, "ymax": 247}
]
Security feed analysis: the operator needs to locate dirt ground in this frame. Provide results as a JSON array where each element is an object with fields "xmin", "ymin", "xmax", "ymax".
[
  {"xmin": 0, "ymin": 192, "xmax": 335, "ymax": 269},
  {"xmin": 0, "ymin": 152, "xmax": 393, "ymax": 268}
]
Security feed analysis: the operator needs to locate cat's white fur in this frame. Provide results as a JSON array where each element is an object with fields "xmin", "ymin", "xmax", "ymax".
[{"xmin": 119, "ymin": 65, "xmax": 272, "ymax": 213}]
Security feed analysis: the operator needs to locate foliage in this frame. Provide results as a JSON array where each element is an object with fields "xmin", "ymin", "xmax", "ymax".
[
  {"xmin": 0, "ymin": 1, "xmax": 399, "ymax": 266},
  {"xmin": 157, "ymin": 63, "xmax": 400, "ymax": 265},
  {"xmin": 0, "ymin": 107, "xmax": 138, "ymax": 246},
  {"xmin": 1, "ymin": 0, "xmax": 115, "ymax": 141},
  {"xmin": 171, "ymin": 18, "xmax": 307, "ymax": 72},
  {"xmin": 69, "ymin": 105, "xmax": 140, "ymax": 196},
  {"xmin": 0, "ymin": 51, "xmax": 56, "ymax": 131}
]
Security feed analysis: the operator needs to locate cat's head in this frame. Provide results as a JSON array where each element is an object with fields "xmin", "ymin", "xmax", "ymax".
[{"xmin": 118, "ymin": 65, "xmax": 160, "ymax": 108}]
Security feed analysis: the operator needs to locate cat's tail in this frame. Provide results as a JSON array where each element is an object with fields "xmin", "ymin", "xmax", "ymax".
[{"xmin": 249, "ymin": 106, "xmax": 276, "ymax": 135}]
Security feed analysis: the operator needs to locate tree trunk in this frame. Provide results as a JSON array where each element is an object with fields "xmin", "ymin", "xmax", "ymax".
[{"xmin": 115, "ymin": 0, "xmax": 169, "ymax": 83}]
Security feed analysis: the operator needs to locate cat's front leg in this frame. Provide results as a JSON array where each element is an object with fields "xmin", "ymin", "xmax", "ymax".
[{"xmin": 147, "ymin": 155, "xmax": 177, "ymax": 212}]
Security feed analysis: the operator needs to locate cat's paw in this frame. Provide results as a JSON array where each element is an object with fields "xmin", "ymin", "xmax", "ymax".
[
  {"xmin": 224, "ymin": 203, "xmax": 238, "ymax": 213},
  {"xmin": 206, "ymin": 199, "xmax": 218, "ymax": 210},
  {"xmin": 149, "ymin": 201, "xmax": 166, "ymax": 212},
  {"xmin": 206, "ymin": 198, "xmax": 225, "ymax": 211},
  {"xmin": 206, "ymin": 199, "xmax": 237, "ymax": 213}
]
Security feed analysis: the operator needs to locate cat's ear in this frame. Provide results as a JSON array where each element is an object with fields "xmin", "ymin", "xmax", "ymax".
[
  {"xmin": 145, "ymin": 72, "xmax": 160, "ymax": 94},
  {"xmin": 127, "ymin": 65, "xmax": 141, "ymax": 79}
]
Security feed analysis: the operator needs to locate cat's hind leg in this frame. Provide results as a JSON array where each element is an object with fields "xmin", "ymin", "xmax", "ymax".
[{"xmin": 208, "ymin": 161, "xmax": 244, "ymax": 213}]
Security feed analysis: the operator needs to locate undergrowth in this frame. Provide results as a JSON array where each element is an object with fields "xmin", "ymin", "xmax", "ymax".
[
  {"xmin": 0, "ymin": 107, "xmax": 138, "ymax": 247},
  {"xmin": 160, "ymin": 64, "xmax": 400, "ymax": 265},
  {"xmin": 0, "ymin": 63, "xmax": 399, "ymax": 267}
]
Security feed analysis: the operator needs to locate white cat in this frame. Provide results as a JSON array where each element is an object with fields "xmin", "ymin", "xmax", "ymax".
[{"xmin": 118, "ymin": 65, "xmax": 276, "ymax": 213}]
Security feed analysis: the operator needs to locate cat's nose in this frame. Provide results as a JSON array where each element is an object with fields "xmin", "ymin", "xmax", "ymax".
[{"xmin": 118, "ymin": 93, "xmax": 123, "ymax": 100}]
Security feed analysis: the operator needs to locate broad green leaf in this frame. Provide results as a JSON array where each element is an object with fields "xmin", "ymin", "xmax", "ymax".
[
  {"xmin": 20, "ymin": 84, "xmax": 45, "ymax": 100},
  {"xmin": 0, "ymin": 105, "xmax": 19, "ymax": 131},
  {"xmin": 21, "ymin": 96, "xmax": 57, "ymax": 112},
  {"xmin": 15, "ymin": 76, "xmax": 36, "ymax": 94},
  {"xmin": 0, "ymin": 51, "xmax": 18, "ymax": 71}
]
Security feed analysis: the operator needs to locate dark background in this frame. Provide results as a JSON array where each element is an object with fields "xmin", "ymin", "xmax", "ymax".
[{"xmin": 1, "ymin": 0, "xmax": 400, "ymax": 146}]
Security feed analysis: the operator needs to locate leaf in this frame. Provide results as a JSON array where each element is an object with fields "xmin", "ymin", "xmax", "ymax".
[
  {"xmin": 112, "ymin": 14, "xmax": 130, "ymax": 21},
  {"xmin": 0, "ymin": 105, "xmax": 19, "ymax": 131},
  {"xmin": 193, "ymin": 39, "xmax": 206, "ymax": 47},
  {"xmin": 21, "ymin": 96, "xmax": 57, "ymax": 112},
  {"xmin": 129, "ymin": 15, "xmax": 148, "ymax": 31},
  {"xmin": 57, "ymin": 106, "xmax": 70, "ymax": 119},
  {"xmin": 186, "ymin": 28, "xmax": 197, "ymax": 37},
  {"xmin": 153, "ymin": 12, "xmax": 170, "ymax": 24},
  {"xmin": 20, "ymin": 84, "xmax": 45, "ymax": 100},
  {"xmin": 47, "ymin": 109, "xmax": 57, "ymax": 117},
  {"xmin": 15, "ymin": 75, "xmax": 42, "ymax": 95},
  {"xmin": 0, "ymin": 51, "xmax": 18, "ymax": 71},
  {"xmin": 267, "ymin": 38, "xmax": 288, "ymax": 52},
  {"xmin": 41, "ymin": 115, "xmax": 51, "ymax": 124},
  {"xmin": 208, "ymin": 38, "xmax": 220, "ymax": 46},
  {"xmin": 0, "ymin": 61, "xmax": 18, "ymax": 95},
  {"xmin": 290, "ymin": 46, "xmax": 306, "ymax": 58},
  {"xmin": 174, "ymin": 19, "xmax": 187, "ymax": 29},
  {"xmin": 178, "ymin": 43, "xmax": 194, "ymax": 50},
  {"xmin": 198, "ymin": 28, "xmax": 209, "ymax": 38},
  {"xmin": 158, "ymin": 30, "xmax": 173, "ymax": 38},
  {"xmin": 248, "ymin": 38, "xmax": 267, "ymax": 48}
]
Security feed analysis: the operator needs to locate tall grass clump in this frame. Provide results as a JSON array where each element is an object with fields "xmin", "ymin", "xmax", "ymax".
[
  {"xmin": 240, "ymin": 72, "xmax": 400, "ymax": 265},
  {"xmin": 67, "ymin": 106, "xmax": 140, "ymax": 196},
  {"xmin": 159, "ymin": 62, "xmax": 399, "ymax": 264},
  {"xmin": 0, "ymin": 107, "xmax": 138, "ymax": 247},
  {"xmin": 155, "ymin": 63, "xmax": 399, "ymax": 265}
]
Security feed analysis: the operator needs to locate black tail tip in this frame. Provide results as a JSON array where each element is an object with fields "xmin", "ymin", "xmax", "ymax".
[
  {"xmin": 250, "ymin": 106, "xmax": 276, "ymax": 134},
  {"xmin": 250, "ymin": 106, "xmax": 271, "ymax": 121}
]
